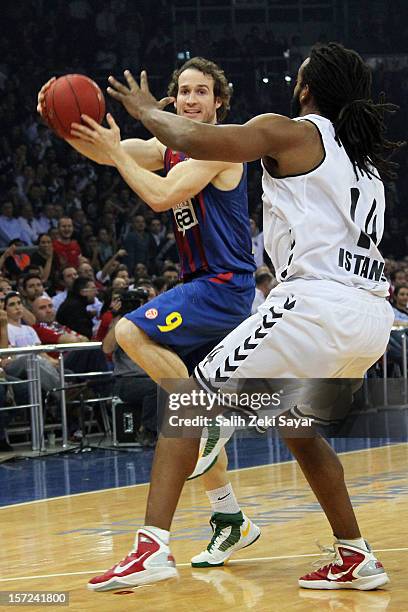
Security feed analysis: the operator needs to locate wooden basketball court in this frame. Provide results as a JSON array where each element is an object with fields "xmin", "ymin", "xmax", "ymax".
[{"xmin": 1, "ymin": 443, "xmax": 407, "ymax": 610}]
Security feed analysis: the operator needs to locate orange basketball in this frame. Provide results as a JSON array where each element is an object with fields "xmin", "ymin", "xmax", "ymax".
[{"xmin": 43, "ymin": 74, "xmax": 105, "ymax": 139}]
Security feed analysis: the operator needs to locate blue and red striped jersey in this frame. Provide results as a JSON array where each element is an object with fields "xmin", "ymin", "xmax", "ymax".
[{"xmin": 164, "ymin": 148, "xmax": 256, "ymax": 279}]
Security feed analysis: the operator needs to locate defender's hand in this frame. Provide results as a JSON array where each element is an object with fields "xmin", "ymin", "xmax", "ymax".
[{"xmin": 107, "ymin": 70, "xmax": 174, "ymax": 120}]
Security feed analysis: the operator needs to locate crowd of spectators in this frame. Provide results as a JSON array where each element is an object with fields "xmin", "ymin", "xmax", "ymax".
[
  {"xmin": 0, "ymin": 211, "xmax": 177, "ymax": 450},
  {"xmin": 1, "ymin": 1, "xmax": 408, "ymax": 451},
  {"xmin": 1, "ymin": 2, "xmax": 407, "ymax": 252}
]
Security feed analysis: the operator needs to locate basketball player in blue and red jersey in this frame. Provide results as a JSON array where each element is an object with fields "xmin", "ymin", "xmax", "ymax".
[{"xmin": 38, "ymin": 57, "xmax": 261, "ymax": 581}]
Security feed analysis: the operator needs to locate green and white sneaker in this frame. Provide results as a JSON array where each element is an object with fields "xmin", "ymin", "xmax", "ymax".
[{"xmin": 191, "ymin": 511, "xmax": 261, "ymax": 568}]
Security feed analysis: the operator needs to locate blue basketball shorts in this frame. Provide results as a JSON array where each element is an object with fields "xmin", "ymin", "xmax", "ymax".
[{"xmin": 125, "ymin": 272, "xmax": 255, "ymax": 358}]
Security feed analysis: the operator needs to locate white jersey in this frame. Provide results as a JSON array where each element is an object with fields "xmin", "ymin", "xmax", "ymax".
[{"xmin": 262, "ymin": 114, "xmax": 388, "ymax": 297}]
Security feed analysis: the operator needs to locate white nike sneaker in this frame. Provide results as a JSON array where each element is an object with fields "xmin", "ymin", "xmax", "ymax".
[
  {"xmin": 191, "ymin": 512, "xmax": 261, "ymax": 568},
  {"xmin": 88, "ymin": 528, "xmax": 178, "ymax": 591},
  {"xmin": 299, "ymin": 541, "xmax": 389, "ymax": 590}
]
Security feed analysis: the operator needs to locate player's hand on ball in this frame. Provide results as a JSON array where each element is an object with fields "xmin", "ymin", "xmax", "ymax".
[
  {"xmin": 71, "ymin": 113, "xmax": 121, "ymax": 157},
  {"xmin": 36, "ymin": 77, "xmax": 56, "ymax": 118},
  {"xmin": 107, "ymin": 70, "xmax": 174, "ymax": 120}
]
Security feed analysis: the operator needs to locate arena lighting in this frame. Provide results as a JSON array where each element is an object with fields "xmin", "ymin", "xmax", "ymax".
[
  {"xmin": 177, "ymin": 50, "xmax": 191, "ymax": 60},
  {"xmin": 285, "ymin": 75, "xmax": 292, "ymax": 83},
  {"xmin": 262, "ymin": 77, "xmax": 269, "ymax": 84},
  {"xmin": 228, "ymin": 82, "xmax": 233, "ymax": 88}
]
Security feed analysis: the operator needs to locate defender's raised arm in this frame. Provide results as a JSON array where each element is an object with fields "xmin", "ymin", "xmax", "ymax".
[{"xmin": 107, "ymin": 70, "xmax": 310, "ymax": 163}]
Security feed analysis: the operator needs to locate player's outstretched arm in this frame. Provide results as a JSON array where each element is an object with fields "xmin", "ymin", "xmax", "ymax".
[
  {"xmin": 36, "ymin": 78, "xmax": 165, "ymax": 170},
  {"xmin": 69, "ymin": 130, "xmax": 165, "ymax": 171},
  {"xmin": 138, "ymin": 112, "xmax": 294, "ymax": 162},
  {"xmin": 107, "ymin": 70, "xmax": 306, "ymax": 162},
  {"xmin": 78, "ymin": 114, "xmax": 235, "ymax": 211}
]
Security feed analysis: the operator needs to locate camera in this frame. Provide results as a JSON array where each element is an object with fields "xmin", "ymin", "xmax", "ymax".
[{"xmin": 116, "ymin": 288, "xmax": 149, "ymax": 316}]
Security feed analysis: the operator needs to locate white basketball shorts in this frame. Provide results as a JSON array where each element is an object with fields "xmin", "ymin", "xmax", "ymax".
[
  {"xmin": 188, "ymin": 279, "xmax": 393, "ymax": 477},
  {"xmin": 195, "ymin": 279, "xmax": 393, "ymax": 384}
]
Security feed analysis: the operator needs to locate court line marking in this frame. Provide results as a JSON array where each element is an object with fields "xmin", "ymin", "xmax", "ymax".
[
  {"xmin": 0, "ymin": 442, "xmax": 406, "ymax": 511},
  {"xmin": 1, "ymin": 547, "xmax": 407, "ymax": 583}
]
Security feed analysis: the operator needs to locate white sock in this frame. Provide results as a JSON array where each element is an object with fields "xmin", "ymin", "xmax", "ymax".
[
  {"xmin": 337, "ymin": 537, "xmax": 368, "ymax": 551},
  {"xmin": 206, "ymin": 483, "xmax": 240, "ymax": 515},
  {"xmin": 143, "ymin": 525, "xmax": 170, "ymax": 545}
]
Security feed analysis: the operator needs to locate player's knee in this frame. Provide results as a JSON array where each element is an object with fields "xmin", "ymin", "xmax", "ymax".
[
  {"xmin": 114, "ymin": 317, "xmax": 130, "ymax": 347},
  {"xmin": 115, "ymin": 318, "xmax": 143, "ymax": 353},
  {"xmin": 285, "ymin": 436, "xmax": 320, "ymax": 455}
]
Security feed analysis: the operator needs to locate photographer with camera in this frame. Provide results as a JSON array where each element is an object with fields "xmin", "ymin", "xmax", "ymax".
[{"xmin": 103, "ymin": 287, "xmax": 157, "ymax": 447}]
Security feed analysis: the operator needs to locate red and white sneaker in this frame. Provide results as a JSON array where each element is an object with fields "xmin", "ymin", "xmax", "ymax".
[
  {"xmin": 299, "ymin": 541, "xmax": 389, "ymax": 590},
  {"xmin": 88, "ymin": 528, "xmax": 178, "ymax": 592}
]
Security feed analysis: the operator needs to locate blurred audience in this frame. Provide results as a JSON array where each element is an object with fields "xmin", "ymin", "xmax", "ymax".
[
  {"xmin": 52, "ymin": 266, "xmax": 78, "ymax": 312},
  {"xmin": 53, "ymin": 217, "xmax": 82, "ymax": 269},
  {"xmin": 251, "ymin": 269, "xmax": 275, "ymax": 314},
  {"xmin": 102, "ymin": 293, "xmax": 157, "ymax": 446},
  {"xmin": 57, "ymin": 277, "xmax": 97, "ymax": 339}
]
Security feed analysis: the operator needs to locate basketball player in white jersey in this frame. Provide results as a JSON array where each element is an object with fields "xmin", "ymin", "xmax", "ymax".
[{"xmin": 89, "ymin": 43, "xmax": 403, "ymax": 591}]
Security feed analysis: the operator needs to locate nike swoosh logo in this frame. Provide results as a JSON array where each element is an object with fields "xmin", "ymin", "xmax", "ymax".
[
  {"xmin": 114, "ymin": 552, "xmax": 150, "ymax": 574},
  {"xmin": 327, "ymin": 563, "xmax": 358, "ymax": 581},
  {"xmin": 241, "ymin": 522, "xmax": 251, "ymax": 538},
  {"xmin": 217, "ymin": 493, "xmax": 231, "ymax": 501}
]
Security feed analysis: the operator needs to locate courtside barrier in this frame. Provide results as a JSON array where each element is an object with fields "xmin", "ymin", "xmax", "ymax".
[{"xmin": 0, "ymin": 342, "xmax": 102, "ymax": 451}]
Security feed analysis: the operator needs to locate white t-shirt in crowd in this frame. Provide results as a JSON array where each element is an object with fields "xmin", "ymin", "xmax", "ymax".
[{"xmin": 7, "ymin": 323, "xmax": 41, "ymax": 347}]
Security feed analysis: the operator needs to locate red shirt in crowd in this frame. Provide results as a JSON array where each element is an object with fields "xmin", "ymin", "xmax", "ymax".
[
  {"xmin": 94, "ymin": 311, "xmax": 114, "ymax": 361},
  {"xmin": 33, "ymin": 321, "xmax": 82, "ymax": 358},
  {"xmin": 95, "ymin": 311, "xmax": 113, "ymax": 342},
  {"xmin": 52, "ymin": 239, "xmax": 81, "ymax": 268}
]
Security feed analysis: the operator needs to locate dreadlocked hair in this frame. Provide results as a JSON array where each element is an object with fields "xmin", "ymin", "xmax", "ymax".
[{"xmin": 302, "ymin": 42, "xmax": 405, "ymax": 180}]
